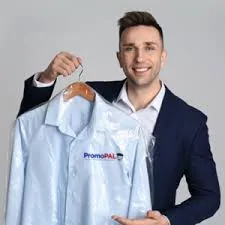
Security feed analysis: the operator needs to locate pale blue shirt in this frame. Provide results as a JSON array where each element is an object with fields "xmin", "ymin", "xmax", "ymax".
[
  {"xmin": 6, "ymin": 91, "xmax": 153, "ymax": 225},
  {"xmin": 32, "ymin": 76, "xmax": 169, "ymax": 224}
]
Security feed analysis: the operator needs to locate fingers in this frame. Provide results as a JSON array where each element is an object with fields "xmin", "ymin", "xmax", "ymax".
[
  {"xmin": 146, "ymin": 211, "xmax": 170, "ymax": 225},
  {"xmin": 53, "ymin": 52, "xmax": 82, "ymax": 76},
  {"xmin": 51, "ymin": 65, "xmax": 70, "ymax": 77},
  {"xmin": 146, "ymin": 210, "xmax": 162, "ymax": 219},
  {"xmin": 112, "ymin": 215, "xmax": 152, "ymax": 225},
  {"xmin": 111, "ymin": 211, "xmax": 164, "ymax": 225},
  {"xmin": 112, "ymin": 216, "xmax": 130, "ymax": 225},
  {"xmin": 60, "ymin": 52, "xmax": 82, "ymax": 66},
  {"xmin": 40, "ymin": 52, "xmax": 82, "ymax": 83},
  {"xmin": 76, "ymin": 56, "xmax": 82, "ymax": 65},
  {"xmin": 61, "ymin": 57, "xmax": 76, "ymax": 73}
]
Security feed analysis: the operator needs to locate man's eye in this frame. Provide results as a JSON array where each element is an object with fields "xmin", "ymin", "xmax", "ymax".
[
  {"xmin": 146, "ymin": 46, "xmax": 155, "ymax": 51},
  {"xmin": 124, "ymin": 47, "xmax": 134, "ymax": 51}
]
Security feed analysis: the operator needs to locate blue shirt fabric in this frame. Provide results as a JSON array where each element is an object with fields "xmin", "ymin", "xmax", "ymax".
[{"xmin": 6, "ymin": 91, "xmax": 153, "ymax": 225}]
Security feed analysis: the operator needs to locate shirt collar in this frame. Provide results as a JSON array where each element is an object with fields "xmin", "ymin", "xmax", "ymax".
[
  {"xmin": 115, "ymin": 81, "xmax": 165, "ymax": 113},
  {"xmin": 44, "ymin": 89, "xmax": 141, "ymax": 137}
]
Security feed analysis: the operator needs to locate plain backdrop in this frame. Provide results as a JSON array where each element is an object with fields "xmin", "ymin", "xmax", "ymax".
[{"xmin": 0, "ymin": 1, "xmax": 224, "ymax": 224}]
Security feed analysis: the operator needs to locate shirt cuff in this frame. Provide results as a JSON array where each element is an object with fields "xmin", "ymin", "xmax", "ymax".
[
  {"xmin": 33, "ymin": 73, "xmax": 55, "ymax": 87},
  {"xmin": 163, "ymin": 215, "xmax": 171, "ymax": 225}
]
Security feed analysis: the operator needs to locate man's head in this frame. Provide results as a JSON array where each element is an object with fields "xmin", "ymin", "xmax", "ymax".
[
  {"xmin": 118, "ymin": 11, "xmax": 164, "ymax": 47},
  {"xmin": 117, "ymin": 11, "xmax": 167, "ymax": 91}
]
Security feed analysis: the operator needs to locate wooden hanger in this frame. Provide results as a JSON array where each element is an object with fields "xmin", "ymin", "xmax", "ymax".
[
  {"xmin": 63, "ymin": 63, "xmax": 95, "ymax": 101},
  {"xmin": 63, "ymin": 82, "xmax": 95, "ymax": 102}
]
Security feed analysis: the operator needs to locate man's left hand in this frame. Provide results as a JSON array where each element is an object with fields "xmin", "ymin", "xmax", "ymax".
[{"xmin": 112, "ymin": 210, "xmax": 169, "ymax": 225}]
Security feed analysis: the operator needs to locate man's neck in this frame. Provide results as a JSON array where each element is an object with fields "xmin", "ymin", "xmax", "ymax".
[{"xmin": 127, "ymin": 80, "xmax": 161, "ymax": 111}]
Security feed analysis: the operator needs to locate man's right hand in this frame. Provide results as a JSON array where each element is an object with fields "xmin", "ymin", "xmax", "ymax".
[{"xmin": 38, "ymin": 52, "xmax": 82, "ymax": 83}]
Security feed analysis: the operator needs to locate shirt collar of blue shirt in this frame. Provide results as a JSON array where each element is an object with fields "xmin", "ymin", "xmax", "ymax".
[{"xmin": 44, "ymin": 90, "xmax": 141, "ymax": 138}]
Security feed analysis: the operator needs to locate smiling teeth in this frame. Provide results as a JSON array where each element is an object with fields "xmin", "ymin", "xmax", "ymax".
[{"xmin": 134, "ymin": 68, "xmax": 148, "ymax": 72}]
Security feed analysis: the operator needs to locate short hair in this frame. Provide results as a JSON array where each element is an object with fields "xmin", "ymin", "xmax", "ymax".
[{"xmin": 118, "ymin": 11, "xmax": 164, "ymax": 44}]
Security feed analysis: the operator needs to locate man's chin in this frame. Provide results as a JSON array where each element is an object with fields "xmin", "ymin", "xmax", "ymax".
[{"xmin": 128, "ymin": 79, "xmax": 153, "ymax": 89}]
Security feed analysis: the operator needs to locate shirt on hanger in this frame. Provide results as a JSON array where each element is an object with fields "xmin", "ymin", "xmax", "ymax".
[{"xmin": 6, "ymin": 90, "xmax": 154, "ymax": 225}]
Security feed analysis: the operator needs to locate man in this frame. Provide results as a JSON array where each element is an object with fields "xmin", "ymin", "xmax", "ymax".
[{"xmin": 18, "ymin": 11, "xmax": 220, "ymax": 225}]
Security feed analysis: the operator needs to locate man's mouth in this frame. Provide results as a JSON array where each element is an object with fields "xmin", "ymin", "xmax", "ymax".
[{"xmin": 132, "ymin": 67, "xmax": 151, "ymax": 72}]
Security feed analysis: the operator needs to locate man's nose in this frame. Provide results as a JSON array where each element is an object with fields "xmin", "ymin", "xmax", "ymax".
[{"xmin": 135, "ymin": 49, "xmax": 144, "ymax": 63}]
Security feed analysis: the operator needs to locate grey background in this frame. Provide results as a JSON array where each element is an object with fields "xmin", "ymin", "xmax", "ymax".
[{"xmin": 0, "ymin": 0, "xmax": 224, "ymax": 224}]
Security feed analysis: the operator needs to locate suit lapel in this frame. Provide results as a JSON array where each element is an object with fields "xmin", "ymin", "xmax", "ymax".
[
  {"xmin": 107, "ymin": 80, "xmax": 125, "ymax": 102},
  {"xmin": 151, "ymin": 87, "xmax": 179, "ymax": 208},
  {"xmin": 153, "ymin": 87, "xmax": 177, "ymax": 157}
]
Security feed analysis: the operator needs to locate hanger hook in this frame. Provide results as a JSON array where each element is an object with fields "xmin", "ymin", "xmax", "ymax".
[{"xmin": 78, "ymin": 63, "xmax": 84, "ymax": 81}]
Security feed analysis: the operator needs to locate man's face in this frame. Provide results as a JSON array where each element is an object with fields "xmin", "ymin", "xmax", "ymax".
[{"xmin": 117, "ymin": 25, "xmax": 167, "ymax": 89}]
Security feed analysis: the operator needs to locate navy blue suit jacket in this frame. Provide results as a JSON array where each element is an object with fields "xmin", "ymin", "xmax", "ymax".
[{"xmin": 18, "ymin": 76, "xmax": 220, "ymax": 225}]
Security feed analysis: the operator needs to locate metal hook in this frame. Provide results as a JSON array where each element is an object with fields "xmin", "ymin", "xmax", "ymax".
[{"xmin": 78, "ymin": 63, "xmax": 84, "ymax": 81}]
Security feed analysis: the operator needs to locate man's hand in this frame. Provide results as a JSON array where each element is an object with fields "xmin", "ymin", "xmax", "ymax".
[
  {"xmin": 38, "ymin": 52, "xmax": 82, "ymax": 83},
  {"xmin": 112, "ymin": 210, "xmax": 169, "ymax": 225}
]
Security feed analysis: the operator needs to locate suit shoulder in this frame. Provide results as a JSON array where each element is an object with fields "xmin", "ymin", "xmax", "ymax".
[
  {"xmin": 167, "ymin": 88, "xmax": 207, "ymax": 124},
  {"xmin": 86, "ymin": 80, "xmax": 125, "ymax": 101},
  {"xmin": 87, "ymin": 80, "xmax": 124, "ymax": 88}
]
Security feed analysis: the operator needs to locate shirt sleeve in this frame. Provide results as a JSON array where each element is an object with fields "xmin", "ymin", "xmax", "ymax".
[
  {"xmin": 5, "ymin": 119, "xmax": 28, "ymax": 225},
  {"xmin": 33, "ymin": 73, "xmax": 55, "ymax": 87}
]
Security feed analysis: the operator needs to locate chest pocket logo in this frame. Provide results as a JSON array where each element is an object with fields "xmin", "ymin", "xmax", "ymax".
[{"xmin": 83, "ymin": 152, "xmax": 123, "ymax": 160}]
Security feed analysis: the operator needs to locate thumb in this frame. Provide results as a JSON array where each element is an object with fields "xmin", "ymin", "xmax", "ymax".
[
  {"xmin": 112, "ymin": 215, "xmax": 130, "ymax": 225},
  {"xmin": 146, "ymin": 210, "xmax": 161, "ymax": 219}
]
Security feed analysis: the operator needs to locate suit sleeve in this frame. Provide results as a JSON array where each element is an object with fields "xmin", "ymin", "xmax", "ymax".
[
  {"xmin": 164, "ymin": 117, "xmax": 220, "ymax": 225},
  {"xmin": 5, "ymin": 120, "xmax": 28, "ymax": 225},
  {"xmin": 17, "ymin": 75, "xmax": 55, "ymax": 117}
]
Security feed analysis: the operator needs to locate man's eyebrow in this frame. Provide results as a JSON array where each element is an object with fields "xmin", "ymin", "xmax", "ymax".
[
  {"xmin": 145, "ymin": 41, "xmax": 159, "ymax": 46},
  {"xmin": 122, "ymin": 41, "xmax": 159, "ymax": 47},
  {"xmin": 122, "ymin": 43, "xmax": 135, "ymax": 46}
]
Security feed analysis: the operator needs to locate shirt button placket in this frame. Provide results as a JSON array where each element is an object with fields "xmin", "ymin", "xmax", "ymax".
[{"xmin": 65, "ymin": 139, "xmax": 77, "ymax": 225}]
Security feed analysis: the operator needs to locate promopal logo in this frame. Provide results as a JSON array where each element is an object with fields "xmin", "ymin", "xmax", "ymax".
[{"xmin": 84, "ymin": 153, "xmax": 123, "ymax": 160}]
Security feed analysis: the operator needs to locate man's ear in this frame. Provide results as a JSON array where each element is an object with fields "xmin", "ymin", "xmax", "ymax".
[
  {"xmin": 160, "ymin": 49, "xmax": 167, "ymax": 69},
  {"xmin": 116, "ymin": 51, "xmax": 122, "ymax": 68}
]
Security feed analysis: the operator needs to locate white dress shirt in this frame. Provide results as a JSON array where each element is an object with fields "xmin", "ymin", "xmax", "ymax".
[{"xmin": 112, "ymin": 81, "xmax": 165, "ymax": 134}]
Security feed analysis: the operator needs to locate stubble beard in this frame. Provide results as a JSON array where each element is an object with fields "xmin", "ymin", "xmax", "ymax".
[{"xmin": 126, "ymin": 69, "xmax": 160, "ymax": 92}]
